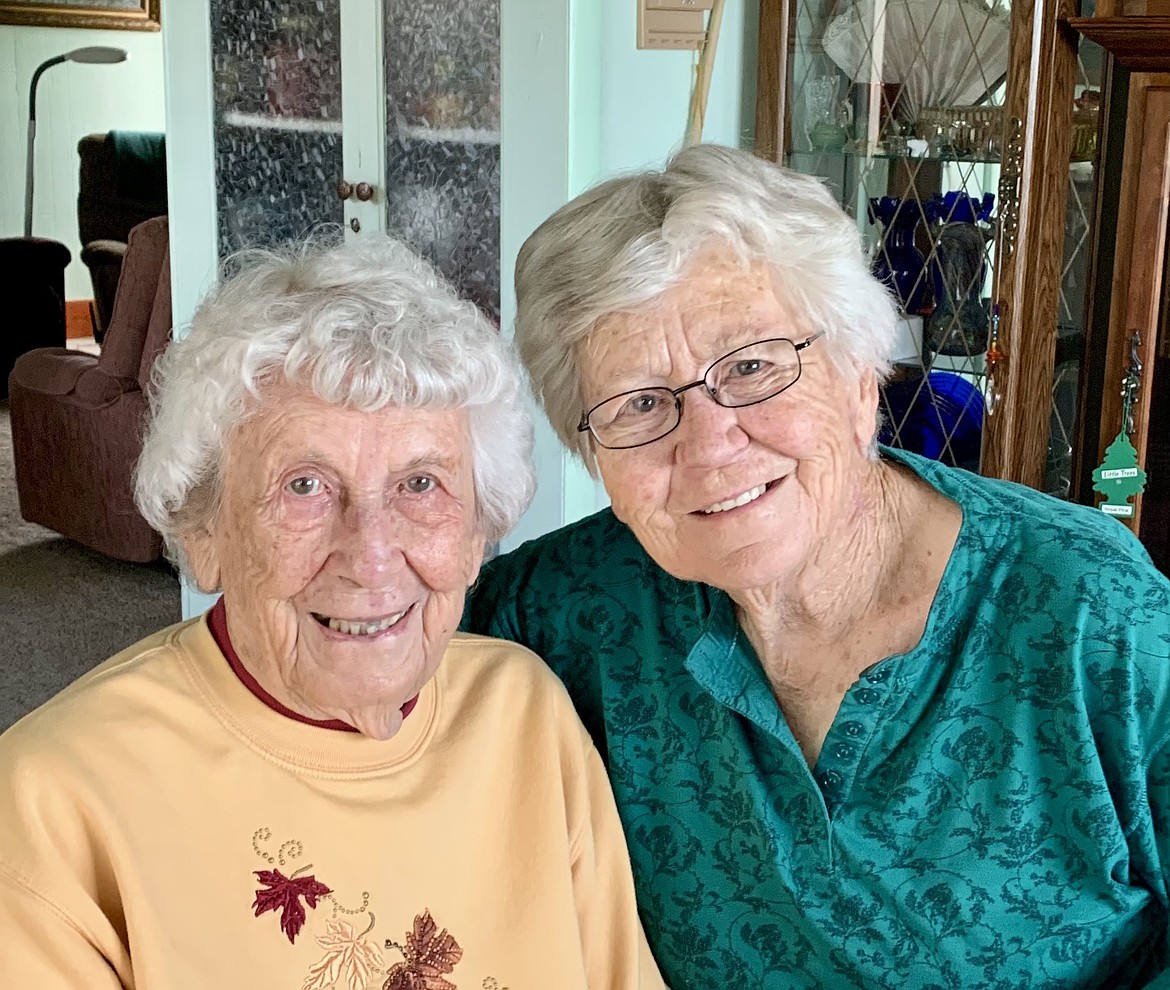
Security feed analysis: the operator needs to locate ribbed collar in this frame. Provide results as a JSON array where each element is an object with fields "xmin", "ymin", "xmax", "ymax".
[
  {"xmin": 174, "ymin": 614, "xmax": 439, "ymax": 777},
  {"xmin": 208, "ymin": 596, "xmax": 418, "ymax": 731}
]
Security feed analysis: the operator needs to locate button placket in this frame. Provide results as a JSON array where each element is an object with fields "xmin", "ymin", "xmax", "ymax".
[{"xmin": 815, "ymin": 667, "xmax": 898, "ymax": 810}]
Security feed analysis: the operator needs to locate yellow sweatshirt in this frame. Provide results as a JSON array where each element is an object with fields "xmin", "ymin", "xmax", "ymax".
[{"xmin": 0, "ymin": 616, "xmax": 666, "ymax": 990}]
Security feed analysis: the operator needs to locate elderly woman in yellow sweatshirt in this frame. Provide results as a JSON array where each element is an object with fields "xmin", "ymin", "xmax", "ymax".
[{"xmin": 0, "ymin": 237, "xmax": 666, "ymax": 990}]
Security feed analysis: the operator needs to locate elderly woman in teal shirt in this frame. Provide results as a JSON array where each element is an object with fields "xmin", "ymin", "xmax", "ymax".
[{"xmin": 463, "ymin": 144, "xmax": 1170, "ymax": 988}]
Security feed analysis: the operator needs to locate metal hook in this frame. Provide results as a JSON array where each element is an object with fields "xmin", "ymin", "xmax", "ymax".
[
  {"xmin": 1121, "ymin": 330, "xmax": 1143, "ymax": 436},
  {"xmin": 1128, "ymin": 330, "xmax": 1143, "ymax": 383}
]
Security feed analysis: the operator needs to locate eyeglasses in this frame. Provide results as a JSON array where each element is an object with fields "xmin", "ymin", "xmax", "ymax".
[{"xmin": 578, "ymin": 333, "xmax": 824, "ymax": 450}]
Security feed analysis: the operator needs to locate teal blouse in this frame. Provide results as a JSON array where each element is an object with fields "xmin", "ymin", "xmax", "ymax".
[{"xmin": 463, "ymin": 449, "xmax": 1170, "ymax": 989}]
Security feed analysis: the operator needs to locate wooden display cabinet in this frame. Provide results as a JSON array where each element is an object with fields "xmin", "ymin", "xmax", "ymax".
[
  {"xmin": 756, "ymin": 0, "xmax": 1167, "ymax": 571},
  {"xmin": 1067, "ymin": 3, "xmax": 1170, "ymax": 570}
]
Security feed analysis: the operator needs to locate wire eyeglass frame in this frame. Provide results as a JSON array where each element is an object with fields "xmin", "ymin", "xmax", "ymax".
[{"xmin": 577, "ymin": 332, "xmax": 825, "ymax": 450}]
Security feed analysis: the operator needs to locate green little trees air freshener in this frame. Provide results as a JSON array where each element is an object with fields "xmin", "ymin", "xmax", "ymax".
[{"xmin": 1092, "ymin": 432, "xmax": 1147, "ymax": 519}]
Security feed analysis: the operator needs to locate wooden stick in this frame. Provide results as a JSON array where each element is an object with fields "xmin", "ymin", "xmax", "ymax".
[{"xmin": 684, "ymin": 0, "xmax": 727, "ymax": 146}]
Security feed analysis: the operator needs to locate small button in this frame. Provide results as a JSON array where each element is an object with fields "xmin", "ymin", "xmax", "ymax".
[
  {"xmin": 855, "ymin": 688, "xmax": 882, "ymax": 705},
  {"xmin": 865, "ymin": 667, "xmax": 891, "ymax": 684},
  {"xmin": 832, "ymin": 742, "xmax": 856, "ymax": 760},
  {"xmin": 842, "ymin": 721, "xmax": 865, "ymax": 737},
  {"xmin": 819, "ymin": 769, "xmax": 843, "ymax": 791}
]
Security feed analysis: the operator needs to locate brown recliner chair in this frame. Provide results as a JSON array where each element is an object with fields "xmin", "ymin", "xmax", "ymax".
[
  {"xmin": 8, "ymin": 216, "xmax": 171, "ymax": 563},
  {"xmin": 77, "ymin": 131, "xmax": 167, "ymax": 343}
]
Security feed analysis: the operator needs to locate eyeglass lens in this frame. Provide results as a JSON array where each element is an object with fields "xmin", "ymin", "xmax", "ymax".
[{"xmin": 586, "ymin": 338, "xmax": 803, "ymax": 449}]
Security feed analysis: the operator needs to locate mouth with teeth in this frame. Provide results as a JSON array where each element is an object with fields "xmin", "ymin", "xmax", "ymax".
[
  {"xmin": 698, "ymin": 480, "xmax": 778, "ymax": 515},
  {"xmin": 310, "ymin": 604, "xmax": 413, "ymax": 638}
]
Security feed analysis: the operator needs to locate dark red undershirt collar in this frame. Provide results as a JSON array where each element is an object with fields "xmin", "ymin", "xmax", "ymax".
[{"xmin": 208, "ymin": 597, "xmax": 418, "ymax": 732}]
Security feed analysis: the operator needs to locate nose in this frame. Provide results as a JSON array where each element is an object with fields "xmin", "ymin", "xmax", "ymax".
[
  {"xmin": 672, "ymin": 391, "xmax": 749, "ymax": 467},
  {"xmin": 334, "ymin": 502, "xmax": 405, "ymax": 587}
]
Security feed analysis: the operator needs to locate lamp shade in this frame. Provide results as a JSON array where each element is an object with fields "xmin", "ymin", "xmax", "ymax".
[{"xmin": 65, "ymin": 46, "xmax": 129, "ymax": 65}]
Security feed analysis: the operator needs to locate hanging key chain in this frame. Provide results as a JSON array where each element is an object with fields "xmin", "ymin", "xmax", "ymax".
[{"xmin": 1092, "ymin": 330, "xmax": 1148, "ymax": 519}]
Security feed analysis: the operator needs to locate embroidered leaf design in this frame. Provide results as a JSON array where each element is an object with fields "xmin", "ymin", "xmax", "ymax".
[
  {"xmin": 252, "ymin": 868, "xmax": 332, "ymax": 945},
  {"xmin": 383, "ymin": 911, "xmax": 462, "ymax": 990},
  {"xmin": 382, "ymin": 969, "xmax": 425, "ymax": 990},
  {"xmin": 302, "ymin": 917, "xmax": 385, "ymax": 990}
]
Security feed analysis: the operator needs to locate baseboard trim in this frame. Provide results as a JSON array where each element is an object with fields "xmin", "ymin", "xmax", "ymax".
[{"xmin": 65, "ymin": 300, "xmax": 94, "ymax": 340}]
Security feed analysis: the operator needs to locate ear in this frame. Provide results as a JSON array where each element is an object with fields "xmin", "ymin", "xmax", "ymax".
[
  {"xmin": 180, "ymin": 526, "xmax": 223, "ymax": 593},
  {"xmin": 854, "ymin": 367, "xmax": 880, "ymax": 450}
]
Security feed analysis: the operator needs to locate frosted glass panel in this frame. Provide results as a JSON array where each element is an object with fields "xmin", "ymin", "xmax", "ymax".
[
  {"xmin": 210, "ymin": 0, "xmax": 344, "ymax": 256},
  {"xmin": 383, "ymin": 0, "xmax": 502, "ymax": 322}
]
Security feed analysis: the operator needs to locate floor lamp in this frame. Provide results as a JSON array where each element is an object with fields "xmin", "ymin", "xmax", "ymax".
[{"xmin": 24, "ymin": 46, "xmax": 128, "ymax": 238}]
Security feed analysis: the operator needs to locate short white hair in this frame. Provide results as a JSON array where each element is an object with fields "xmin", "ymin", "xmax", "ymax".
[
  {"xmin": 514, "ymin": 143, "xmax": 900, "ymax": 470},
  {"xmin": 135, "ymin": 235, "xmax": 534, "ymax": 580}
]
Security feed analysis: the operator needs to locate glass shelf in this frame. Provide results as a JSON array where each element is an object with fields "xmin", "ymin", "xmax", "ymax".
[
  {"xmin": 789, "ymin": 147, "xmax": 1097, "ymax": 169},
  {"xmin": 790, "ymin": 147, "xmax": 1001, "ymax": 165}
]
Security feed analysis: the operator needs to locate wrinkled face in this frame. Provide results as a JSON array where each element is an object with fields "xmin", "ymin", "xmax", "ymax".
[
  {"xmin": 182, "ymin": 383, "xmax": 486, "ymax": 738},
  {"xmin": 579, "ymin": 252, "xmax": 878, "ymax": 594}
]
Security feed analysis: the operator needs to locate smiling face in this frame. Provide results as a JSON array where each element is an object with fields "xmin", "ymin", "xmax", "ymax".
[
  {"xmin": 181, "ymin": 383, "xmax": 486, "ymax": 739},
  {"xmin": 579, "ymin": 251, "xmax": 879, "ymax": 595}
]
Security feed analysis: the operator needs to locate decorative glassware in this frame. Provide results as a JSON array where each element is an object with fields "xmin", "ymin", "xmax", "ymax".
[
  {"xmin": 805, "ymin": 75, "xmax": 849, "ymax": 151},
  {"xmin": 1070, "ymin": 88, "xmax": 1100, "ymax": 162},
  {"xmin": 868, "ymin": 196, "xmax": 927, "ymax": 314}
]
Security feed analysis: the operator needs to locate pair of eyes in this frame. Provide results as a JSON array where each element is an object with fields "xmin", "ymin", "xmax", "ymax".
[
  {"xmin": 620, "ymin": 358, "xmax": 770, "ymax": 415},
  {"xmin": 285, "ymin": 475, "xmax": 437, "ymax": 497}
]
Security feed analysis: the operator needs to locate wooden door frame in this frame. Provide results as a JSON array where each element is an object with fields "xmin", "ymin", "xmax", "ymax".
[
  {"xmin": 1071, "ymin": 60, "xmax": 1129, "ymax": 505},
  {"xmin": 754, "ymin": 0, "xmax": 791, "ymax": 164},
  {"xmin": 1091, "ymin": 73, "xmax": 1170, "ymax": 529},
  {"xmin": 981, "ymin": 0, "xmax": 1082, "ymax": 487},
  {"xmin": 1067, "ymin": 10, "xmax": 1170, "ymax": 528}
]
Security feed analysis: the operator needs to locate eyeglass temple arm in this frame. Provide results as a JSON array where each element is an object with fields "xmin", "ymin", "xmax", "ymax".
[{"xmin": 795, "ymin": 331, "xmax": 825, "ymax": 351}]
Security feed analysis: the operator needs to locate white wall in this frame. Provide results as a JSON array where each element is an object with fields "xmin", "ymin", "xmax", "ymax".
[
  {"xmin": 0, "ymin": 25, "xmax": 165, "ymax": 300},
  {"xmin": 500, "ymin": 0, "xmax": 759, "ymax": 548},
  {"xmin": 596, "ymin": 0, "xmax": 756, "ymax": 177}
]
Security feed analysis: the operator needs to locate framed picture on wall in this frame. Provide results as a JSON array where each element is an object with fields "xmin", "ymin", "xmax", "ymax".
[{"xmin": 0, "ymin": 0, "xmax": 160, "ymax": 31}]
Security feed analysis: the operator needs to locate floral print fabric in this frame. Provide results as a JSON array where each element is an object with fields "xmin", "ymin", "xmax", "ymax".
[{"xmin": 464, "ymin": 449, "xmax": 1170, "ymax": 989}]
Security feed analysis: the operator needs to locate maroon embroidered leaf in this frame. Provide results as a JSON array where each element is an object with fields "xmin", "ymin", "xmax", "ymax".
[
  {"xmin": 383, "ymin": 911, "xmax": 462, "ymax": 990},
  {"xmin": 252, "ymin": 868, "xmax": 332, "ymax": 944}
]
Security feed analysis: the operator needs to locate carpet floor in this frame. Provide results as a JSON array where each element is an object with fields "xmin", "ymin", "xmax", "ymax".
[{"xmin": 0, "ymin": 401, "xmax": 181, "ymax": 732}]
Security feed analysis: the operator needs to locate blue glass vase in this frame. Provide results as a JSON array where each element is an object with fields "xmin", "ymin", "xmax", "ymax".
[{"xmin": 868, "ymin": 197, "xmax": 926, "ymax": 315}]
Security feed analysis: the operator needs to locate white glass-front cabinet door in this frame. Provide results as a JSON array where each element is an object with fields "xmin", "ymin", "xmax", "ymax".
[
  {"xmin": 209, "ymin": 0, "xmax": 501, "ymax": 326},
  {"xmin": 382, "ymin": 0, "xmax": 501, "ymax": 321}
]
